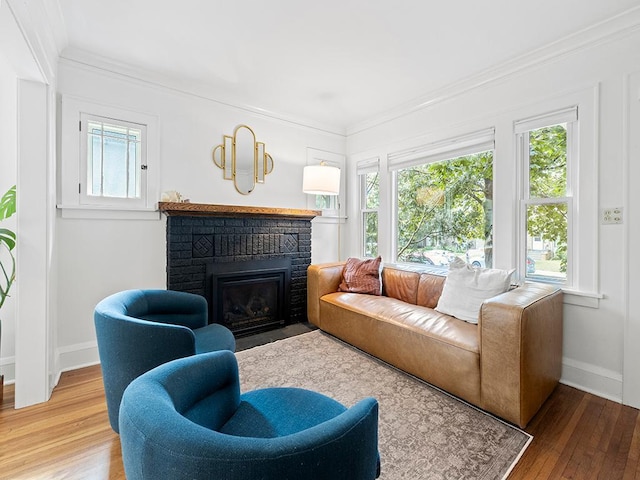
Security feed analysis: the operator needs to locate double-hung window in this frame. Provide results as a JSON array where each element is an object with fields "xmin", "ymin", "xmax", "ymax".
[
  {"xmin": 388, "ymin": 129, "xmax": 495, "ymax": 271},
  {"xmin": 516, "ymin": 107, "xmax": 577, "ymax": 285},
  {"xmin": 358, "ymin": 158, "xmax": 379, "ymax": 257}
]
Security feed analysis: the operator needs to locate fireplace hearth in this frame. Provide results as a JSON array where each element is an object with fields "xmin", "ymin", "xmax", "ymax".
[{"xmin": 160, "ymin": 202, "xmax": 319, "ymax": 336}]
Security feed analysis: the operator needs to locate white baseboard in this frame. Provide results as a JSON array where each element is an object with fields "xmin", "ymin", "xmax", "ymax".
[
  {"xmin": 56, "ymin": 341, "xmax": 100, "ymax": 374},
  {"xmin": 0, "ymin": 355, "xmax": 16, "ymax": 385},
  {"xmin": 560, "ymin": 356, "xmax": 623, "ymax": 403},
  {"xmin": 0, "ymin": 344, "xmax": 99, "ymax": 389}
]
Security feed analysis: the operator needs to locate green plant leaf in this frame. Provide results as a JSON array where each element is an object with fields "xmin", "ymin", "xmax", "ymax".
[
  {"xmin": 0, "ymin": 185, "xmax": 16, "ymax": 221},
  {"xmin": 0, "ymin": 244, "xmax": 15, "ymax": 310},
  {"xmin": 0, "ymin": 228, "xmax": 16, "ymax": 251}
]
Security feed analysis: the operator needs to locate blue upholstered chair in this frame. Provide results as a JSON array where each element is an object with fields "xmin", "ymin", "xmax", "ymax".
[
  {"xmin": 94, "ymin": 289, "xmax": 236, "ymax": 433},
  {"xmin": 119, "ymin": 350, "xmax": 380, "ymax": 480}
]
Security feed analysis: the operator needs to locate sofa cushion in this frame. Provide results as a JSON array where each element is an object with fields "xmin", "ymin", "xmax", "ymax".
[
  {"xmin": 339, "ymin": 256, "xmax": 382, "ymax": 295},
  {"xmin": 319, "ymin": 292, "xmax": 481, "ymax": 405},
  {"xmin": 435, "ymin": 257, "xmax": 514, "ymax": 323},
  {"xmin": 416, "ymin": 273, "xmax": 446, "ymax": 309},
  {"xmin": 381, "ymin": 267, "xmax": 420, "ymax": 304},
  {"xmin": 322, "ymin": 292, "xmax": 479, "ymax": 355}
]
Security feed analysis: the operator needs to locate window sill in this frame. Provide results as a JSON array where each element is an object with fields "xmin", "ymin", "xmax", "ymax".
[
  {"xmin": 57, "ymin": 204, "xmax": 161, "ymax": 220},
  {"xmin": 523, "ymin": 280, "xmax": 602, "ymax": 308},
  {"xmin": 560, "ymin": 288, "xmax": 603, "ymax": 309},
  {"xmin": 312, "ymin": 215, "xmax": 347, "ymax": 224}
]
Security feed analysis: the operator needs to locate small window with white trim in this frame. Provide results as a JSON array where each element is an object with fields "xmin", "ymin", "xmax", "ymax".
[
  {"xmin": 60, "ymin": 96, "xmax": 159, "ymax": 219},
  {"xmin": 80, "ymin": 113, "xmax": 147, "ymax": 207}
]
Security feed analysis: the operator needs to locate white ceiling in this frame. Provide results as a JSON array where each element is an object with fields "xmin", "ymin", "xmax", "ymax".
[{"xmin": 57, "ymin": 0, "xmax": 640, "ymax": 131}]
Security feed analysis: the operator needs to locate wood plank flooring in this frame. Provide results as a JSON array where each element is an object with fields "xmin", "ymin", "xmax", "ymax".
[
  {"xmin": 509, "ymin": 384, "xmax": 640, "ymax": 479},
  {"xmin": 1, "ymin": 333, "xmax": 639, "ymax": 479}
]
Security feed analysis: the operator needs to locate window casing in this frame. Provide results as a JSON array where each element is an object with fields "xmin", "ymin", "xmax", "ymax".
[
  {"xmin": 516, "ymin": 107, "xmax": 577, "ymax": 286},
  {"xmin": 60, "ymin": 95, "xmax": 159, "ymax": 219},
  {"xmin": 388, "ymin": 129, "xmax": 495, "ymax": 272}
]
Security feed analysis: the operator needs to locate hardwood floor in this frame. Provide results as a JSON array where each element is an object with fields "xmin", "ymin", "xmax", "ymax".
[
  {"xmin": 0, "ymin": 365, "xmax": 124, "ymax": 480},
  {"xmin": 509, "ymin": 384, "xmax": 640, "ymax": 479},
  {"xmin": 1, "ymin": 329, "xmax": 639, "ymax": 479}
]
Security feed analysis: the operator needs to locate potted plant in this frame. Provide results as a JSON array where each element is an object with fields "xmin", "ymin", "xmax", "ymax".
[{"xmin": 0, "ymin": 185, "xmax": 16, "ymax": 398}]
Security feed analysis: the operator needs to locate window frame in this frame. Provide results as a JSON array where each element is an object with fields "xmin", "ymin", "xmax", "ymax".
[
  {"xmin": 59, "ymin": 95, "xmax": 160, "ymax": 219},
  {"xmin": 515, "ymin": 107, "xmax": 577, "ymax": 287},
  {"xmin": 388, "ymin": 128, "xmax": 496, "ymax": 266},
  {"xmin": 79, "ymin": 113, "xmax": 147, "ymax": 208},
  {"xmin": 357, "ymin": 157, "xmax": 380, "ymax": 257}
]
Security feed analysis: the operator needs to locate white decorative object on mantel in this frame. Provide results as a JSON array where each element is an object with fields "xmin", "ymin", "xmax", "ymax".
[{"xmin": 160, "ymin": 191, "xmax": 189, "ymax": 203}]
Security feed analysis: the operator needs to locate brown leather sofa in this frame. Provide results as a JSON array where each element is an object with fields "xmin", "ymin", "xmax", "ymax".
[{"xmin": 307, "ymin": 262, "xmax": 563, "ymax": 428}]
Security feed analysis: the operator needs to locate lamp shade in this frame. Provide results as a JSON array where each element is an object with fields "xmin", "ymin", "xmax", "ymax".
[{"xmin": 302, "ymin": 164, "xmax": 341, "ymax": 196}]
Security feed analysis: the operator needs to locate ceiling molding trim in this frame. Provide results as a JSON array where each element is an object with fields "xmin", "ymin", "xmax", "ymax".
[
  {"xmin": 58, "ymin": 48, "xmax": 347, "ymax": 138},
  {"xmin": 346, "ymin": 6, "xmax": 640, "ymax": 136},
  {"xmin": 5, "ymin": 0, "xmax": 67, "ymax": 84}
]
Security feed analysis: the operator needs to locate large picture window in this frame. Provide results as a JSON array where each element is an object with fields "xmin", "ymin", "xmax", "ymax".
[{"xmin": 389, "ymin": 129, "xmax": 495, "ymax": 271}]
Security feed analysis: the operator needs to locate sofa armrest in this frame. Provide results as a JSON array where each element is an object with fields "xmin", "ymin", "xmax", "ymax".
[
  {"xmin": 307, "ymin": 262, "xmax": 345, "ymax": 328},
  {"xmin": 480, "ymin": 282, "xmax": 563, "ymax": 428}
]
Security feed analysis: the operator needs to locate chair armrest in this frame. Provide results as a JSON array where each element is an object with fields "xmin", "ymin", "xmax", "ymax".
[
  {"xmin": 479, "ymin": 282, "xmax": 563, "ymax": 427},
  {"xmin": 307, "ymin": 262, "xmax": 345, "ymax": 328}
]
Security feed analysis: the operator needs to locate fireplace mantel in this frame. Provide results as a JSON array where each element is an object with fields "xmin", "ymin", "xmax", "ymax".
[{"xmin": 159, "ymin": 202, "xmax": 320, "ymax": 220}]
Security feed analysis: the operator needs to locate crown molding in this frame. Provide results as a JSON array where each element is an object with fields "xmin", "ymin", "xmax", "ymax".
[
  {"xmin": 58, "ymin": 47, "xmax": 346, "ymax": 138},
  {"xmin": 5, "ymin": 0, "xmax": 67, "ymax": 83},
  {"xmin": 54, "ymin": 5, "xmax": 640, "ymax": 139},
  {"xmin": 346, "ymin": 6, "xmax": 640, "ymax": 136}
]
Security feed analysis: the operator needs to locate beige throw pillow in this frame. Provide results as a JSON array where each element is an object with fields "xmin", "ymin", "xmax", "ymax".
[{"xmin": 435, "ymin": 257, "xmax": 514, "ymax": 324}]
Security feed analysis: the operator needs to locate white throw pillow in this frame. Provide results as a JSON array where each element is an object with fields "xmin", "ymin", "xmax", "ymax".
[{"xmin": 435, "ymin": 257, "xmax": 514, "ymax": 324}]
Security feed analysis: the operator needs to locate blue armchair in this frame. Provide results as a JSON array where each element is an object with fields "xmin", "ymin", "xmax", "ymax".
[
  {"xmin": 94, "ymin": 289, "xmax": 236, "ymax": 433},
  {"xmin": 119, "ymin": 350, "xmax": 380, "ymax": 480}
]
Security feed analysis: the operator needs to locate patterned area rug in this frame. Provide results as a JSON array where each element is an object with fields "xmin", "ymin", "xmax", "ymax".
[{"xmin": 235, "ymin": 330, "xmax": 531, "ymax": 480}]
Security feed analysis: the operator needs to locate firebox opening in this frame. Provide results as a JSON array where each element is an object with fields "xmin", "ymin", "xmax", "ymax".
[{"xmin": 207, "ymin": 258, "xmax": 291, "ymax": 337}]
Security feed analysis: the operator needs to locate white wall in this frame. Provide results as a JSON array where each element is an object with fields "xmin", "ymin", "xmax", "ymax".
[
  {"xmin": 625, "ymin": 71, "xmax": 640, "ymax": 408},
  {"xmin": 54, "ymin": 60, "xmax": 345, "ymax": 372},
  {"xmin": 345, "ymin": 22, "xmax": 640, "ymax": 405},
  {"xmin": 0, "ymin": 51, "xmax": 17, "ymax": 382},
  {"xmin": 15, "ymin": 79, "xmax": 52, "ymax": 407},
  {"xmin": 0, "ymin": 0, "xmax": 60, "ymax": 406}
]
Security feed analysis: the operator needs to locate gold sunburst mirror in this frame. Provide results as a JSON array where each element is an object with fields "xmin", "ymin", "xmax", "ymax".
[{"xmin": 212, "ymin": 125, "xmax": 274, "ymax": 195}]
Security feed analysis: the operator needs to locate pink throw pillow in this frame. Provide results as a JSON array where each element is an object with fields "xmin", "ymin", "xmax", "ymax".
[{"xmin": 338, "ymin": 257, "xmax": 382, "ymax": 296}]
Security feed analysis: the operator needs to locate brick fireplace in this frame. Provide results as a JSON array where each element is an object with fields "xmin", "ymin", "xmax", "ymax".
[{"xmin": 160, "ymin": 202, "xmax": 319, "ymax": 336}]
